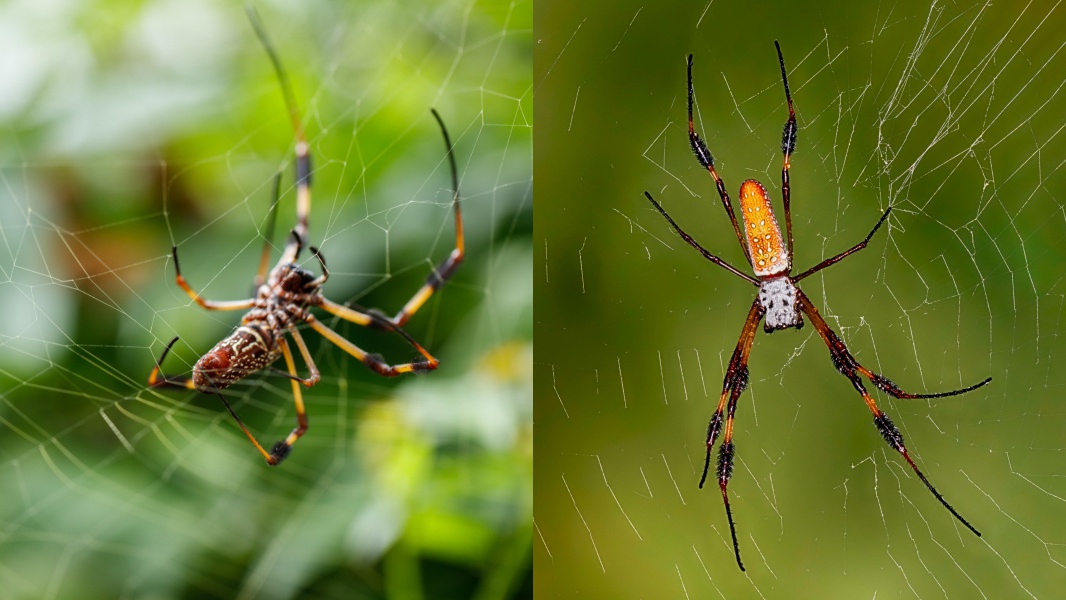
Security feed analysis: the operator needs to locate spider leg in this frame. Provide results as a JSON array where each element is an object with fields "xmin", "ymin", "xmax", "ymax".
[
  {"xmin": 796, "ymin": 289, "xmax": 982, "ymax": 536},
  {"xmin": 792, "ymin": 207, "xmax": 892, "ymax": 282},
  {"xmin": 308, "ymin": 245, "xmax": 328, "ymax": 287},
  {"xmin": 391, "ymin": 109, "xmax": 465, "ymax": 328},
  {"xmin": 217, "ymin": 391, "xmax": 278, "ymax": 465},
  {"xmin": 774, "ymin": 41, "xmax": 797, "ymax": 270},
  {"xmin": 700, "ymin": 299, "xmax": 764, "ymax": 572},
  {"xmin": 286, "ymin": 325, "xmax": 321, "ymax": 387},
  {"xmin": 265, "ymin": 335, "xmax": 315, "ymax": 465},
  {"xmin": 171, "ymin": 246, "xmax": 257, "ymax": 311},
  {"xmin": 644, "ymin": 191, "xmax": 759, "ymax": 285},
  {"xmin": 148, "ymin": 336, "xmax": 197, "ymax": 390},
  {"xmin": 863, "ymin": 370, "xmax": 993, "ymax": 399},
  {"xmin": 305, "ymin": 314, "xmax": 438, "ymax": 376},
  {"xmin": 687, "ymin": 54, "xmax": 751, "ymax": 266},
  {"xmin": 282, "ymin": 134, "xmax": 311, "ymax": 264},
  {"xmin": 317, "ymin": 297, "xmax": 440, "ymax": 365},
  {"xmin": 253, "ymin": 171, "xmax": 284, "ymax": 290},
  {"xmin": 847, "ymin": 339, "xmax": 991, "ymax": 400},
  {"xmin": 247, "ymin": 2, "xmax": 310, "ymax": 264}
]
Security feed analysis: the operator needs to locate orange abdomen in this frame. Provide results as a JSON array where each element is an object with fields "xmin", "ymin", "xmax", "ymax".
[{"xmin": 739, "ymin": 180, "xmax": 788, "ymax": 276}]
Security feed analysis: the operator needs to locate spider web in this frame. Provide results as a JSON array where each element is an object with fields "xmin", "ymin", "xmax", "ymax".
[
  {"xmin": 0, "ymin": 0, "xmax": 531, "ymax": 598},
  {"xmin": 536, "ymin": 0, "xmax": 1065, "ymax": 596}
]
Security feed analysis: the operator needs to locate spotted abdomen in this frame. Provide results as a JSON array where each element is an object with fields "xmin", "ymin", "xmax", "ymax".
[
  {"xmin": 740, "ymin": 180, "xmax": 789, "ymax": 277},
  {"xmin": 192, "ymin": 325, "xmax": 278, "ymax": 390}
]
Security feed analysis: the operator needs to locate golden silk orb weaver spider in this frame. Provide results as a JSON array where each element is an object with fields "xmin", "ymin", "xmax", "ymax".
[
  {"xmin": 643, "ymin": 41, "xmax": 991, "ymax": 571},
  {"xmin": 148, "ymin": 5, "xmax": 464, "ymax": 467}
]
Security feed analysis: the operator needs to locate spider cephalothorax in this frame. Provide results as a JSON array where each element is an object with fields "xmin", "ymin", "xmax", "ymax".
[
  {"xmin": 272, "ymin": 261, "xmax": 321, "ymax": 296},
  {"xmin": 756, "ymin": 276, "xmax": 800, "ymax": 332},
  {"xmin": 643, "ymin": 41, "xmax": 991, "ymax": 571},
  {"xmin": 189, "ymin": 255, "xmax": 323, "ymax": 392},
  {"xmin": 150, "ymin": 5, "xmax": 463, "ymax": 467}
]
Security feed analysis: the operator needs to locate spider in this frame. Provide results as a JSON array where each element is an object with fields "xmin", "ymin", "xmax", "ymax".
[
  {"xmin": 643, "ymin": 41, "xmax": 992, "ymax": 571},
  {"xmin": 148, "ymin": 6, "xmax": 464, "ymax": 467}
]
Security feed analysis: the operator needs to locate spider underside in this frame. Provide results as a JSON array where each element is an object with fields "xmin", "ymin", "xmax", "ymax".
[
  {"xmin": 148, "ymin": 5, "xmax": 465, "ymax": 467},
  {"xmin": 643, "ymin": 42, "xmax": 991, "ymax": 571}
]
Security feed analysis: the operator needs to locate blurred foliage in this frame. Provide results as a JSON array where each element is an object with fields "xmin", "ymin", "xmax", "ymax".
[
  {"xmin": 535, "ymin": 0, "xmax": 1066, "ymax": 597},
  {"xmin": 0, "ymin": 0, "xmax": 531, "ymax": 598}
]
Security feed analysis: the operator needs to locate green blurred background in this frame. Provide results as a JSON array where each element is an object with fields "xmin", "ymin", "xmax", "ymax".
[
  {"xmin": 535, "ymin": 0, "xmax": 1065, "ymax": 597},
  {"xmin": 0, "ymin": 0, "xmax": 531, "ymax": 598}
]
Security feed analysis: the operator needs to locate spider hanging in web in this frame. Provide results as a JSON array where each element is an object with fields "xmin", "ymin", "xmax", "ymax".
[
  {"xmin": 148, "ymin": 5, "xmax": 464, "ymax": 466},
  {"xmin": 643, "ymin": 41, "xmax": 991, "ymax": 571}
]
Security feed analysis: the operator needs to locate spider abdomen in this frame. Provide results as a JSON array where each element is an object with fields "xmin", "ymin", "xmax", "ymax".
[
  {"xmin": 758, "ymin": 277, "xmax": 802, "ymax": 332},
  {"xmin": 193, "ymin": 324, "xmax": 279, "ymax": 390},
  {"xmin": 739, "ymin": 180, "xmax": 789, "ymax": 277}
]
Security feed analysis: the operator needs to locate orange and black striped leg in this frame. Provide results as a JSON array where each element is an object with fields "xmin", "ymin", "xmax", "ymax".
[
  {"xmin": 286, "ymin": 325, "xmax": 321, "ymax": 387},
  {"xmin": 686, "ymin": 54, "xmax": 750, "ymax": 266},
  {"xmin": 218, "ymin": 391, "xmax": 279, "ymax": 465},
  {"xmin": 148, "ymin": 336, "xmax": 197, "ymax": 390},
  {"xmin": 701, "ymin": 299, "xmax": 765, "ymax": 572},
  {"xmin": 318, "ymin": 298, "xmax": 440, "ymax": 367},
  {"xmin": 392, "ymin": 109, "xmax": 464, "ymax": 328},
  {"xmin": 266, "ymin": 335, "xmax": 315, "ymax": 465},
  {"xmin": 774, "ymin": 41, "xmax": 797, "ymax": 269},
  {"xmin": 171, "ymin": 246, "xmax": 257, "ymax": 311},
  {"xmin": 275, "ymin": 138, "xmax": 312, "ymax": 265},
  {"xmin": 247, "ymin": 2, "xmax": 310, "ymax": 265},
  {"xmin": 305, "ymin": 314, "xmax": 438, "ymax": 377},
  {"xmin": 796, "ymin": 289, "xmax": 982, "ymax": 536}
]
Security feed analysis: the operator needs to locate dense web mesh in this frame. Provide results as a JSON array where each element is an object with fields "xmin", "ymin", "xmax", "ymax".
[
  {"xmin": 536, "ymin": 0, "xmax": 1065, "ymax": 596},
  {"xmin": 0, "ymin": 0, "xmax": 531, "ymax": 597}
]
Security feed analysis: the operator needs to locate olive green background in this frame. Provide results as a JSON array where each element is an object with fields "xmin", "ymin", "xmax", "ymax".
[
  {"xmin": 0, "ymin": 0, "xmax": 531, "ymax": 598},
  {"xmin": 535, "ymin": 0, "xmax": 1065, "ymax": 597}
]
